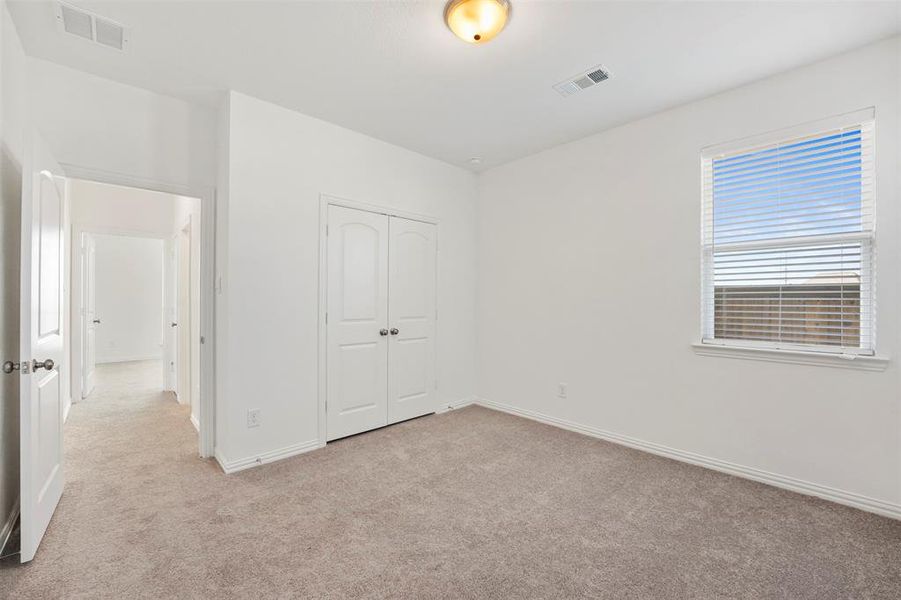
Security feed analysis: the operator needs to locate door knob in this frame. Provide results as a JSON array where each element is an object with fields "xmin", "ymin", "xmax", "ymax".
[
  {"xmin": 390, "ymin": 328, "xmax": 399, "ymax": 335},
  {"xmin": 171, "ymin": 322, "xmax": 178, "ymax": 328},
  {"xmin": 92, "ymin": 319, "xmax": 101, "ymax": 324},
  {"xmin": 2, "ymin": 361, "xmax": 20, "ymax": 374},
  {"xmin": 32, "ymin": 359, "xmax": 54, "ymax": 371},
  {"xmin": 379, "ymin": 329, "xmax": 389, "ymax": 336}
]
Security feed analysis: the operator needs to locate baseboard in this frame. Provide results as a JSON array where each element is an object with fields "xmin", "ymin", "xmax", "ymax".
[
  {"xmin": 475, "ymin": 397, "xmax": 901, "ymax": 521},
  {"xmin": 97, "ymin": 354, "xmax": 162, "ymax": 365},
  {"xmin": 190, "ymin": 413, "xmax": 200, "ymax": 432},
  {"xmin": 63, "ymin": 396, "xmax": 72, "ymax": 423},
  {"xmin": 435, "ymin": 396, "xmax": 476, "ymax": 413},
  {"xmin": 0, "ymin": 500, "xmax": 19, "ymax": 556},
  {"xmin": 215, "ymin": 439, "xmax": 325, "ymax": 474}
]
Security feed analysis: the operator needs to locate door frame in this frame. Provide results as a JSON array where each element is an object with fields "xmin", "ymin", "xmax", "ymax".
[
  {"xmin": 62, "ymin": 164, "xmax": 216, "ymax": 459},
  {"xmin": 316, "ymin": 193, "xmax": 439, "ymax": 445},
  {"xmin": 176, "ymin": 221, "xmax": 193, "ymax": 410},
  {"xmin": 77, "ymin": 231, "xmax": 96, "ymax": 401}
]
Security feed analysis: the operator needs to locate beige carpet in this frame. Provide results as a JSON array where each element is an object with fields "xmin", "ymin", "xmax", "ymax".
[{"xmin": 2, "ymin": 360, "xmax": 901, "ymax": 599}]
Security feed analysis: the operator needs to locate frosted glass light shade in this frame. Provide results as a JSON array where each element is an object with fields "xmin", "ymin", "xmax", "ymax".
[{"xmin": 444, "ymin": 0, "xmax": 510, "ymax": 44}]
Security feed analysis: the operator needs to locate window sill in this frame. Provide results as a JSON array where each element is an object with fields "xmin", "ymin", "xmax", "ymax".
[{"xmin": 691, "ymin": 343, "xmax": 889, "ymax": 372}]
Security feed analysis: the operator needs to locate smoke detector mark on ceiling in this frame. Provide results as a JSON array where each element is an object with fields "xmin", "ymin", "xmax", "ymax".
[
  {"xmin": 553, "ymin": 65, "xmax": 611, "ymax": 97},
  {"xmin": 56, "ymin": 2, "xmax": 128, "ymax": 51}
]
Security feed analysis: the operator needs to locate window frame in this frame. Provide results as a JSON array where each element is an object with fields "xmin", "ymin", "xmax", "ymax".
[{"xmin": 699, "ymin": 108, "xmax": 877, "ymax": 358}]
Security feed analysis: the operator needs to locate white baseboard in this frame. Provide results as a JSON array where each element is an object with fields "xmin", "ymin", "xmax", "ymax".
[
  {"xmin": 476, "ymin": 397, "xmax": 901, "ymax": 521},
  {"xmin": 215, "ymin": 398, "xmax": 477, "ymax": 474},
  {"xmin": 435, "ymin": 396, "xmax": 476, "ymax": 413},
  {"xmin": 190, "ymin": 413, "xmax": 200, "ymax": 432},
  {"xmin": 0, "ymin": 500, "xmax": 19, "ymax": 556},
  {"xmin": 97, "ymin": 354, "xmax": 162, "ymax": 365},
  {"xmin": 215, "ymin": 439, "xmax": 325, "ymax": 474}
]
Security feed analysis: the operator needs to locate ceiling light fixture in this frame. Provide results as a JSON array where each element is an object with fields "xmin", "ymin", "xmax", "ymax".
[{"xmin": 444, "ymin": 0, "xmax": 510, "ymax": 45}]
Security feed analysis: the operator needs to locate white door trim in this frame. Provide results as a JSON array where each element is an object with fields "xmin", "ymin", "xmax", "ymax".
[
  {"xmin": 61, "ymin": 164, "xmax": 216, "ymax": 459},
  {"xmin": 317, "ymin": 194, "xmax": 439, "ymax": 445}
]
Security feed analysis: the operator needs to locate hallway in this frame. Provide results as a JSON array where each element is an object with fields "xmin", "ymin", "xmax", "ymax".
[{"xmin": 2, "ymin": 360, "xmax": 210, "ymax": 596}]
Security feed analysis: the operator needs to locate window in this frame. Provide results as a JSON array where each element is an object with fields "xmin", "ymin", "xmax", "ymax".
[{"xmin": 701, "ymin": 110, "xmax": 875, "ymax": 355}]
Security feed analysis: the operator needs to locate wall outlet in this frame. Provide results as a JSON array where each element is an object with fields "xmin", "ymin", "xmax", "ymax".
[
  {"xmin": 247, "ymin": 408, "xmax": 261, "ymax": 428},
  {"xmin": 557, "ymin": 383, "xmax": 568, "ymax": 399}
]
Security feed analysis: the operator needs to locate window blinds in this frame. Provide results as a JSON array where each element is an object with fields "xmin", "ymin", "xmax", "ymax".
[{"xmin": 701, "ymin": 112, "xmax": 875, "ymax": 354}]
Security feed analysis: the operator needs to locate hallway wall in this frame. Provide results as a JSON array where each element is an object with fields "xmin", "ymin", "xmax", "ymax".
[{"xmin": 93, "ymin": 235, "xmax": 164, "ymax": 364}]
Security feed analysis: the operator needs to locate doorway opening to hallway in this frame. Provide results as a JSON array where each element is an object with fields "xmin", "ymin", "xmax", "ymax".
[{"xmin": 69, "ymin": 179, "xmax": 202, "ymax": 437}]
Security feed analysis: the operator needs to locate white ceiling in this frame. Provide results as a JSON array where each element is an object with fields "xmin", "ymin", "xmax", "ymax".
[{"xmin": 9, "ymin": 1, "xmax": 900, "ymax": 171}]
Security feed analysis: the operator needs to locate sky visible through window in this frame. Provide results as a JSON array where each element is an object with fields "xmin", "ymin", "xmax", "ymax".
[{"xmin": 712, "ymin": 129, "xmax": 863, "ymax": 287}]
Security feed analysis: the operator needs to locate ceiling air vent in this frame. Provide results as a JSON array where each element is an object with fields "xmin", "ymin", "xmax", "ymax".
[
  {"xmin": 56, "ymin": 2, "xmax": 128, "ymax": 51},
  {"xmin": 553, "ymin": 65, "xmax": 611, "ymax": 97}
]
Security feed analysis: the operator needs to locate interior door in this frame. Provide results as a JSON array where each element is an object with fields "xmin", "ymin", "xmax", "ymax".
[
  {"xmin": 177, "ymin": 226, "xmax": 191, "ymax": 404},
  {"xmin": 387, "ymin": 217, "xmax": 437, "ymax": 424},
  {"xmin": 163, "ymin": 236, "xmax": 178, "ymax": 391},
  {"xmin": 326, "ymin": 205, "xmax": 389, "ymax": 441},
  {"xmin": 82, "ymin": 233, "xmax": 97, "ymax": 398},
  {"xmin": 20, "ymin": 134, "xmax": 66, "ymax": 563}
]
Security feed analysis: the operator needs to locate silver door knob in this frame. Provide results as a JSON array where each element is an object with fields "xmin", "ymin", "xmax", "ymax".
[
  {"xmin": 2, "ymin": 361, "xmax": 20, "ymax": 374},
  {"xmin": 171, "ymin": 322, "xmax": 178, "ymax": 328},
  {"xmin": 92, "ymin": 319, "xmax": 101, "ymax": 324},
  {"xmin": 379, "ymin": 329, "xmax": 389, "ymax": 336},
  {"xmin": 390, "ymin": 328, "xmax": 399, "ymax": 335},
  {"xmin": 32, "ymin": 359, "xmax": 54, "ymax": 371}
]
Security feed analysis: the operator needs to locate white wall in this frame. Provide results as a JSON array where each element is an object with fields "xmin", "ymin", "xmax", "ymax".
[
  {"xmin": 0, "ymin": 0, "xmax": 26, "ymax": 544},
  {"xmin": 28, "ymin": 58, "xmax": 217, "ymax": 191},
  {"xmin": 93, "ymin": 235, "xmax": 164, "ymax": 364},
  {"xmin": 217, "ymin": 91, "xmax": 478, "ymax": 467},
  {"xmin": 69, "ymin": 178, "xmax": 195, "ymax": 238},
  {"xmin": 476, "ymin": 37, "xmax": 901, "ymax": 507}
]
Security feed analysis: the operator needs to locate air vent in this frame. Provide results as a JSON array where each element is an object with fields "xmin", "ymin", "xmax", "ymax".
[
  {"xmin": 95, "ymin": 18, "xmax": 125, "ymax": 50},
  {"xmin": 56, "ymin": 2, "xmax": 128, "ymax": 51},
  {"xmin": 59, "ymin": 3, "xmax": 92, "ymax": 40},
  {"xmin": 553, "ymin": 65, "xmax": 611, "ymax": 97}
]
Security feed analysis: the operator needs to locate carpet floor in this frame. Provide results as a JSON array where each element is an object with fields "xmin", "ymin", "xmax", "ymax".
[{"xmin": 2, "ymin": 360, "xmax": 901, "ymax": 599}]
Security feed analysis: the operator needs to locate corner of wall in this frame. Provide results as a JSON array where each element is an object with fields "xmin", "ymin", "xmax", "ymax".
[{"xmin": 213, "ymin": 90, "xmax": 231, "ymax": 460}]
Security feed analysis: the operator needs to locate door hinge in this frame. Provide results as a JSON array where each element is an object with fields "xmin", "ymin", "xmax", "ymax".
[
  {"xmin": 325, "ymin": 312, "xmax": 328, "ymax": 324},
  {"xmin": 326, "ymin": 225, "xmax": 329, "ymax": 236}
]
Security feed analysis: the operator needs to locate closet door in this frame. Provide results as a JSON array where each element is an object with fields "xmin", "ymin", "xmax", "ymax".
[
  {"xmin": 387, "ymin": 216, "xmax": 437, "ymax": 424},
  {"xmin": 326, "ymin": 206, "xmax": 389, "ymax": 441}
]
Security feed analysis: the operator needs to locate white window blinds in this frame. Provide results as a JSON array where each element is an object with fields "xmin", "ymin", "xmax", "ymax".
[{"xmin": 701, "ymin": 110, "xmax": 875, "ymax": 354}]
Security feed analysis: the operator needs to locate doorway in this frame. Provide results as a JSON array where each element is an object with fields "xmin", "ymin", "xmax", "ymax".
[
  {"xmin": 69, "ymin": 179, "xmax": 203, "ymax": 437},
  {"xmin": 11, "ymin": 135, "xmax": 216, "ymax": 563},
  {"xmin": 80, "ymin": 233, "xmax": 166, "ymax": 399}
]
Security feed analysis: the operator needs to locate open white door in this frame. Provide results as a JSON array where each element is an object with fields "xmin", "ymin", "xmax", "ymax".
[
  {"xmin": 176, "ymin": 226, "xmax": 191, "ymax": 404},
  {"xmin": 19, "ymin": 134, "xmax": 66, "ymax": 563},
  {"xmin": 163, "ymin": 237, "xmax": 178, "ymax": 391},
  {"xmin": 81, "ymin": 233, "xmax": 97, "ymax": 398}
]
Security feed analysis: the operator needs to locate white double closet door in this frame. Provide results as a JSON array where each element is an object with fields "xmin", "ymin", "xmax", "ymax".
[{"xmin": 326, "ymin": 205, "xmax": 437, "ymax": 441}]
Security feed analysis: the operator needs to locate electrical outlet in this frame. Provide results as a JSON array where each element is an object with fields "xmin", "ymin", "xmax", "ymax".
[
  {"xmin": 247, "ymin": 408, "xmax": 261, "ymax": 428},
  {"xmin": 557, "ymin": 383, "xmax": 568, "ymax": 399}
]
